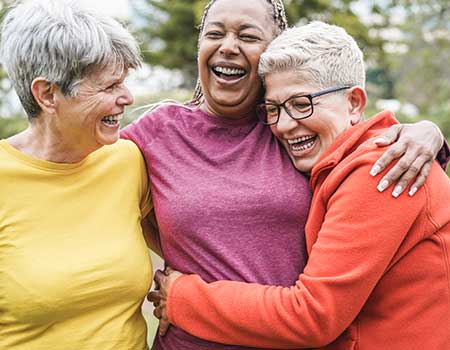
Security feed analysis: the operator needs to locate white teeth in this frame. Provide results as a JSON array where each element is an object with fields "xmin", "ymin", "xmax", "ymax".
[
  {"xmin": 102, "ymin": 114, "xmax": 122, "ymax": 124},
  {"xmin": 292, "ymin": 140, "xmax": 315, "ymax": 151},
  {"xmin": 214, "ymin": 66, "xmax": 246, "ymax": 75},
  {"xmin": 287, "ymin": 135, "xmax": 315, "ymax": 145}
]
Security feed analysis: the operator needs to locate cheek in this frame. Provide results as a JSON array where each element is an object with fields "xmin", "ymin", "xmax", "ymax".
[
  {"xmin": 270, "ymin": 125, "xmax": 282, "ymax": 140},
  {"xmin": 249, "ymin": 48, "xmax": 267, "ymax": 68}
]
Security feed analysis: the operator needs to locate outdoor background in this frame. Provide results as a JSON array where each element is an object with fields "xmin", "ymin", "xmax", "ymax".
[{"xmin": 0, "ymin": 0, "xmax": 449, "ymax": 343}]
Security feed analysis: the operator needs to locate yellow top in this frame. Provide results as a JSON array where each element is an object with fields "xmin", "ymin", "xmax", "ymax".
[{"xmin": 0, "ymin": 139, "xmax": 153, "ymax": 350}]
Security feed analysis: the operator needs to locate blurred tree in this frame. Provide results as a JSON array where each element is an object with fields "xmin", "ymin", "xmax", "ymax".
[
  {"xmin": 132, "ymin": 0, "xmax": 382, "ymax": 90},
  {"xmin": 132, "ymin": 0, "xmax": 201, "ymax": 88},
  {"xmin": 386, "ymin": 0, "xmax": 450, "ymax": 138},
  {"xmin": 0, "ymin": 0, "xmax": 14, "ymax": 97},
  {"xmin": 0, "ymin": 0, "xmax": 25, "ymax": 139}
]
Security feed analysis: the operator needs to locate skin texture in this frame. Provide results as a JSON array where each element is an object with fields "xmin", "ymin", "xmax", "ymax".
[
  {"xmin": 8, "ymin": 65, "xmax": 133, "ymax": 163},
  {"xmin": 198, "ymin": 0, "xmax": 275, "ymax": 119},
  {"xmin": 265, "ymin": 72, "xmax": 366, "ymax": 173}
]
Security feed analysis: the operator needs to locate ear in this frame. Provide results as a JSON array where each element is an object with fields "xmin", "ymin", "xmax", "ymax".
[
  {"xmin": 30, "ymin": 77, "xmax": 57, "ymax": 114},
  {"xmin": 347, "ymin": 86, "xmax": 366, "ymax": 126}
]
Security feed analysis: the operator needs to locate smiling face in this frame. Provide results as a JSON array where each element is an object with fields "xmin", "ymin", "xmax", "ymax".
[
  {"xmin": 198, "ymin": 0, "xmax": 276, "ymax": 118},
  {"xmin": 266, "ymin": 70, "xmax": 364, "ymax": 173},
  {"xmin": 54, "ymin": 65, "xmax": 133, "ymax": 152}
]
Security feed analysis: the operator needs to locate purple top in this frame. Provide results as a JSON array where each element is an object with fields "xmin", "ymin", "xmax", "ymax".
[
  {"xmin": 121, "ymin": 104, "xmax": 311, "ymax": 350},
  {"xmin": 438, "ymin": 139, "xmax": 450, "ymax": 170}
]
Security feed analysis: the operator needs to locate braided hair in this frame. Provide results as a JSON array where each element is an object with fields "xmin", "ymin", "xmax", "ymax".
[{"xmin": 190, "ymin": 0, "xmax": 288, "ymax": 106}]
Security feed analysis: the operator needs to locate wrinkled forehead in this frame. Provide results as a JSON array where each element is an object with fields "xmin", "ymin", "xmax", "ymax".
[{"xmin": 82, "ymin": 64, "xmax": 128, "ymax": 87}]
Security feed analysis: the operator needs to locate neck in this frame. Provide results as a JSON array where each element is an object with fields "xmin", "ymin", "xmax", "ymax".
[
  {"xmin": 7, "ymin": 117, "xmax": 100, "ymax": 164},
  {"xmin": 201, "ymin": 101, "xmax": 257, "ymax": 120}
]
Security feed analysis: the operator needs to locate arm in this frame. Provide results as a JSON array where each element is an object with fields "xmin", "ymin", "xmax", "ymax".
[
  {"xmin": 141, "ymin": 210, "xmax": 162, "ymax": 257},
  {"xmin": 438, "ymin": 138, "xmax": 450, "ymax": 170},
  {"xmin": 155, "ymin": 162, "xmax": 426, "ymax": 348},
  {"xmin": 370, "ymin": 120, "xmax": 446, "ymax": 196}
]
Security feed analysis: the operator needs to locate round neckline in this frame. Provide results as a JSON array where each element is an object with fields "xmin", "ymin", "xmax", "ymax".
[{"xmin": 0, "ymin": 139, "xmax": 92, "ymax": 172}]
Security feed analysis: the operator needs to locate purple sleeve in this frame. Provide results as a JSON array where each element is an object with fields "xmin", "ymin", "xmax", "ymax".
[
  {"xmin": 120, "ymin": 111, "xmax": 155, "ymax": 152},
  {"xmin": 437, "ymin": 139, "xmax": 450, "ymax": 170}
]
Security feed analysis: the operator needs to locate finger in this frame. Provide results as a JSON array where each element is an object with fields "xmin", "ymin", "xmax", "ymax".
[
  {"xmin": 390, "ymin": 155, "xmax": 429, "ymax": 197},
  {"xmin": 371, "ymin": 143, "xmax": 407, "ymax": 178},
  {"xmin": 373, "ymin": 124, "xmax": 403, "ymax": 146},
  {"xmin": 153, "ymin": 306, "xmax": 162, "ymax": 319},
  {"xmin": 147, "ymin": 291, "xmax": 161, "ymax": 303},
  {"xmin": 376, "ymin": 150, "xmax": 417, "ymax": 193},
  {"xmin": 153, "ymin": 269, "xmax": 166, "ymax": 287},
  {"xmin": 165, "ymin": 266, "xmax": 175, "ymax": 275},
  {"xmin": 159, "ymin": 319, "xmax": 171, "ymax": 337},
  {"xmin": 409, "ymin": 161, "xmax": 432, "ymax": 196}
]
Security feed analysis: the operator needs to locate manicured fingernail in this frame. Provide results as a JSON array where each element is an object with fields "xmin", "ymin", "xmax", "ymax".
[
  {"xmin": 408, "ymin": 187, "xmax": 418, "ymax": 197},
  {"xmin": 392, "ymin": 185, "xmax": 403, "ymax": 198},
  {"xmin": 374, "ymin": 138, "xmax": 385, "ymax": 144},
  {"xmin": 370, "ymin": 165, "xmax": 381, "ymax": 176},
  {"xmin": 377, "ymin": 180, "xmax": 389, "ymax": 192}
]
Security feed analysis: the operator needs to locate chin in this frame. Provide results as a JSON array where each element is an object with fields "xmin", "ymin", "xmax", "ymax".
[
  {"xmin": 288, "ymin": 155, "xmax": 315, "ymax": 174},
  {"xmin": 97, "ymin": 134, "xmax": 119, "ymax": 146}
]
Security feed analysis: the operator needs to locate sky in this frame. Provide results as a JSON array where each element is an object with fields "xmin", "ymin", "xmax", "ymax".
[{"xmin": 78, "ymin": 0, "xmax": 130, "ymax": 19}]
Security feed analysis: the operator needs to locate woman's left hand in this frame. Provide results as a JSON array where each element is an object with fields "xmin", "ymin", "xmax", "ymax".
[
  {"xmin": 148, "ymin": 267, "xmax": 183, "ymax": 337},
  {"xmin": 370, "ymin": 120, "xmax": 444, "ymax": 197}
]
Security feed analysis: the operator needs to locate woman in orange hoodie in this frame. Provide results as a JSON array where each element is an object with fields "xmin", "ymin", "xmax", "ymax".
[{"xmin": 150, "ymin": 21, "xmax": 450, "ymax": 350}]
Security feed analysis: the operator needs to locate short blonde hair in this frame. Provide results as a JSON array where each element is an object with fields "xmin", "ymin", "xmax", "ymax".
[{"xmin": 258, "ymin": 21, "xmax": 365, "ymax": 90}]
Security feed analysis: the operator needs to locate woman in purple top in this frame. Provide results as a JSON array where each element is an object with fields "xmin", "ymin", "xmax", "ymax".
[{"xmin": 122, "ymin": 0, "xmax": 448, "ymax": 349}]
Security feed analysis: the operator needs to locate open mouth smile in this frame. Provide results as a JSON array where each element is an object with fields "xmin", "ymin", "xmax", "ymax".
[
  {"xmin": 288, "ymin": 135, "xmax": 318, "ymax": 153},
  {"xmin": 101, "ymin": 113, "xmax": 122, "ymax": 127},
  {"xmin": 212, "ymin": 65, "xmax": 247, "ymax": 82}
]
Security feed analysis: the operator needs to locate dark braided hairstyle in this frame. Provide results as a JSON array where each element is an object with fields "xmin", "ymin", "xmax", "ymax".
[{"xmin": 190, "ymin": 0, "xmax": 288, "ymax": 106}]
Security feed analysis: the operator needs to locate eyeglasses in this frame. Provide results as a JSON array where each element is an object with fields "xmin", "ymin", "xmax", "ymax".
[{"xmin": 257, "ymin": 86, "xmax": 352, "ymax": 125}]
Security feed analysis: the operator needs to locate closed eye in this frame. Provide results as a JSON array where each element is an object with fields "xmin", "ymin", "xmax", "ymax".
[
  {"xmin": 205, "ymin": 31, "xmax": 224, "ymax": 39},
  {"xmin": 239, "ymin": 34, "xmax": 260, "ymax": 42}
]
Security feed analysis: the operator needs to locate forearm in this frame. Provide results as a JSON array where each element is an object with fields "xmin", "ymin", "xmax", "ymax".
[
  {"xmin": 168, "ymin": 275, "xmax": 341, "ymax": 348},
  {"xmin": 166, "ymin": 160, "xmax": 425, "ymax": 348}
]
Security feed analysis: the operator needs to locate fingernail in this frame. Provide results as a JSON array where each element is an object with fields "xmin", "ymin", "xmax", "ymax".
[
  {"xmin": 370, "ymin": 165, "xmax": 381, "ymax": 176},
  {"xmin": 392, "ymin": 185, "xmax": 403, "ymax": 198},
  {"xmin": 377, "ymin": 179, "xmax": 389, "ymax": 192},
  {"xmin": 408, "ymin": 187, "xmax": 417, "ymax": 197},
  {"xmin": 374, "ymin": 138, "xmax": 385, "ymax": 144}
]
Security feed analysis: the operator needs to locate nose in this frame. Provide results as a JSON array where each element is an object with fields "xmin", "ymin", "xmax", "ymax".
[
  {"xmin": 219, "ymin": 34, "xmax": 240, "ymax": 56},
  {"xmin": 275, "ymin": 108, "xmax": 298, "ymax": 133},
  {"xmin": 117, "ymin": 84, "xmax": 134, "ymax": 106}
]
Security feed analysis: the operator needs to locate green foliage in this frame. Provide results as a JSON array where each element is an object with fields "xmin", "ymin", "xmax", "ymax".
[
  {"xmin": 0, "ymin": 116, "xmax": 27, "ymax": 139},
  {"xmin": 133, "ymin": 0, "xmax": 201, "ymax": 88},
  {"xmin": 135, "ymin": 0, "xmax": 380, "ymax": 89}
]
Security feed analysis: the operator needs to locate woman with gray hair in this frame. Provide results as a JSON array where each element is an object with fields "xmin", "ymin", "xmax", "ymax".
[{"xmin": 0, "ymin": 1, "xmax": 153, "ymax": 349}]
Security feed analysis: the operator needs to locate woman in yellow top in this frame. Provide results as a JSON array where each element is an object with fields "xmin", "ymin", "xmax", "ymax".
[{"xmin": 0, "ymin": 1, "xmax": 153, "ymax": 349}]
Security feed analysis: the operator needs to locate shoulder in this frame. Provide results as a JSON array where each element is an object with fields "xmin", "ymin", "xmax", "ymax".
[
  {"xmin": 120, "ymin": 102, "xmax": 193, "ymax": 147},
  {"xmin": 95, "ymin": 140, "xmax": 144, "ymax": 166},
  {"xmin": 126, "ymin": 102, "xmax": 192, "ymax": 129}
]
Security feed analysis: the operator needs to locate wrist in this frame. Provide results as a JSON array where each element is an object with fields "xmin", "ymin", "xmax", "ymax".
[{"xmin": 421, "ymin": 120, "xmax": 444, "ymax": 150}]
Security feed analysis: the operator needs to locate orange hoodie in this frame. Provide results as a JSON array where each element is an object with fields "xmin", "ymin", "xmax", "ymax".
[{"xmin": 166, "ymin": 111, "xmax": 450, "ymax": 350}]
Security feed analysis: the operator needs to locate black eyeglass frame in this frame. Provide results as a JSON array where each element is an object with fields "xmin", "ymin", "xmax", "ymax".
[{"xmin": 258, "ymin": 86, "xmax": 353, "ymax": 125}]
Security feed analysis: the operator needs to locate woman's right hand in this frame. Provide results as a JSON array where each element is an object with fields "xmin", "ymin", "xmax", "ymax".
[{"xmin": 148, "ymin": 268, "xmax": 183, "ymax": 336}]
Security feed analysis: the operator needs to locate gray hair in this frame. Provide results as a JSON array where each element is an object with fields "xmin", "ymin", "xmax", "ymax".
[
  {"xmin": 0, "ymin": 0, "xmax": 142, "ymax": 119},
  {"xmin": 258, "ymin": 21, "xmax": 365, "ymax": 90}
]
